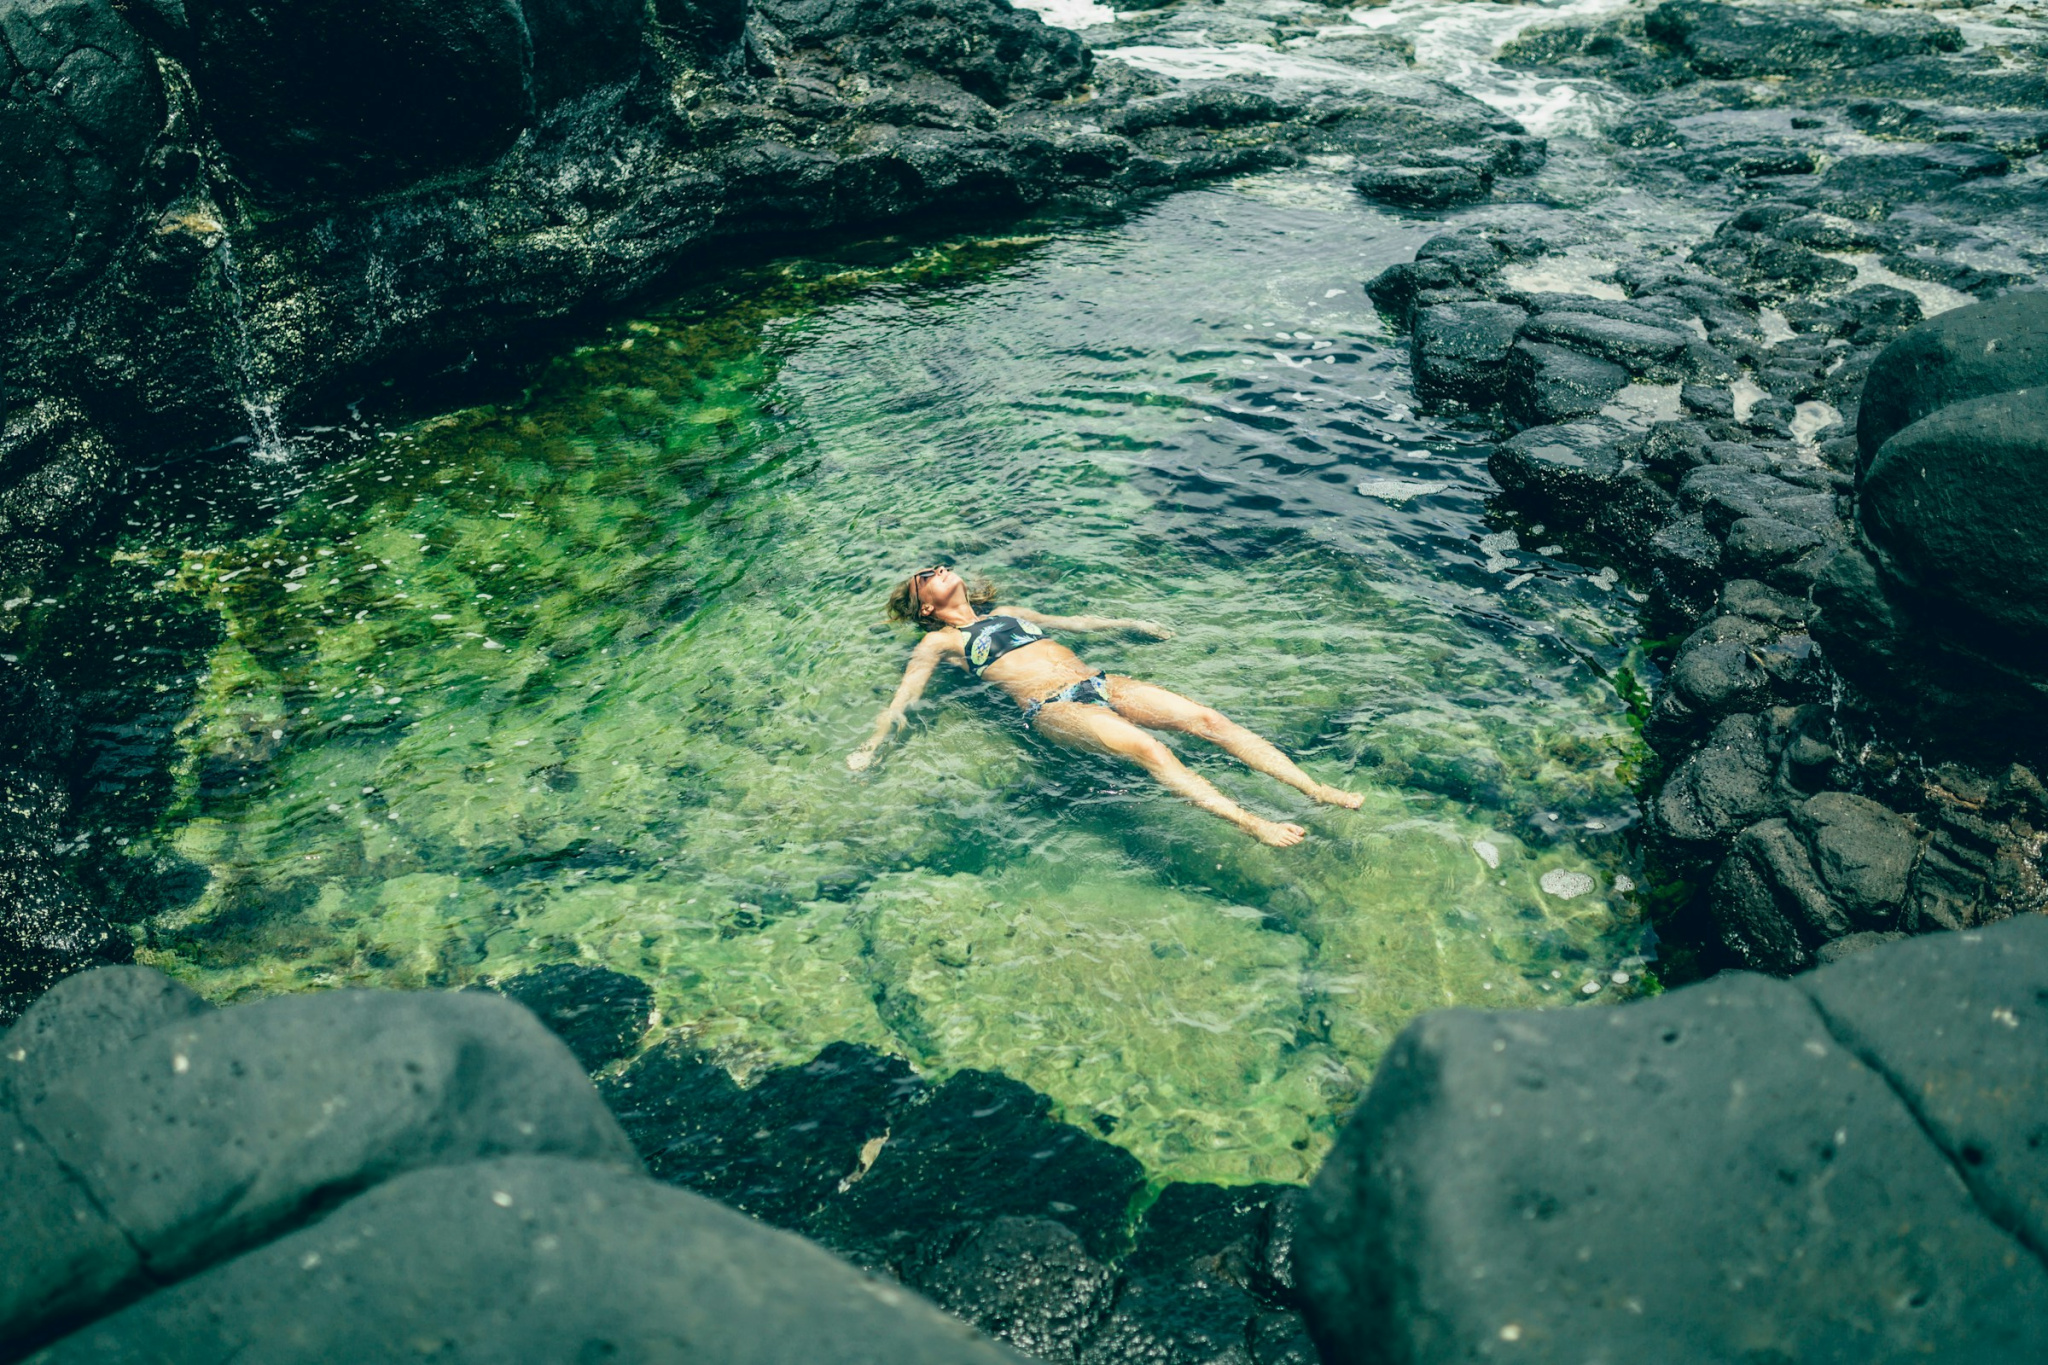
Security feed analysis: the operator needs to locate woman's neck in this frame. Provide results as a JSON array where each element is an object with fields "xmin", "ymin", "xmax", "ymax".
[{"xmin": 928, "ymin": 600, "xmax": 978, "ymax": 628}]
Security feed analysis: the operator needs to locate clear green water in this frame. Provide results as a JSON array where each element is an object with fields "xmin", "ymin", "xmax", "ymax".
[{"xmin": 40, "ymin": 175, "xmax": 1648, "ymax": 1183}]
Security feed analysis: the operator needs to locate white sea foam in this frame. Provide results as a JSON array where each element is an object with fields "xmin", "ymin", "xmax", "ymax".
[
  {"xmin": 1821, "ymin": 252, "xmax": 1976, "ymax": 318},
  {"xmin": 1105, "ymin": 42, "xmax": 1393, "ymax": 88},
  {"xmin": 1347, "ymin": 0, "xmax": 1639, "ymax": 137},
  {"xmin": 1358, "ymin": 477, "xmax": 1440, "ymax": 503},
  {"xmin": 1011, "ymin": 0, "xmax": 1116, "ymax": 31}
]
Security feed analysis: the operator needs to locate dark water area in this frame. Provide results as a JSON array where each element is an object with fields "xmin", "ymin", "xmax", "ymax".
[{"xmin": 22, "ymin": 173, "xmax": 1650, "ymax": 1184}]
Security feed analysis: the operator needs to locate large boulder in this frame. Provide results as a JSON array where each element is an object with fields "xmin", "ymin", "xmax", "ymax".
[
  {"xmin": 1, "ymin": 973, "xmax": 633, "ymax": 1347},
  {"xmin": 1857, "ymin": 291, "xmax": 2048, "ymax": 470},
  {"xmin": 1860, "ymin": 387, "xmax": 2048, "ymax": 655},
  {"xmin": 0, "ymin": 0, "xmax": 166, "ymax": 310},
  {"xmin": 1805, "ymin": 915, "xmax": 2048, "ymax": 1259},
  {"xmin": 1297, "ymin": 918, "xmax": 2048, "ymax": 1364},
  {"xmin": 34, "ymin": 1155, "xmax": 1028, "ymax": 1364},
  {"xmin": 182, "ymin": 0, "xmax": 645, "ymax": 192}
]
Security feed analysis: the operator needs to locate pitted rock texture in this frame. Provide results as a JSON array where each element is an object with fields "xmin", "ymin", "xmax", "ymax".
[
  {"xmin": 1, "ymin": 966, "xmax": 1029, "ymax": 1364},
  {"xmin": 0, "ymin": 970, "xmax": 633, "ymax": 1349},
  {"xmin": 1298, "ymin": 914, "xmax": 2048, "ymax": 1365},
  {"xmin": 30, "ymin": 1156, "xmax": 1028, "ymax": 1365}
]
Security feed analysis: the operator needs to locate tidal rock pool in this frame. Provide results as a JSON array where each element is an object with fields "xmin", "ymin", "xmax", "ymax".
[{"xmin": 33, "ymin": 176, "xmax": 1648, "ymax": 1184}]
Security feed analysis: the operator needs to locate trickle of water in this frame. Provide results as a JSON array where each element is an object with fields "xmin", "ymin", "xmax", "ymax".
[{"xmin": 212, "ymin": 228, "xmax": 294, "ymax": 464}]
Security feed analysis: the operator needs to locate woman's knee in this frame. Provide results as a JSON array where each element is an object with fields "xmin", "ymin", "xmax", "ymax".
[{"xmin": 1112, "ymin": 729, "xmax": 1174, "ymax": 767}]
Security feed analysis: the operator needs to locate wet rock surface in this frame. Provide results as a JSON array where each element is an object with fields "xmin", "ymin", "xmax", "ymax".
[
  {"xmin": 1298, "ymin": 914, "xmax": 2048, "ymax": 1365},
  {"xmin": 2, "ymin": 965, "xmax": 1030, "ymax": 1363}
]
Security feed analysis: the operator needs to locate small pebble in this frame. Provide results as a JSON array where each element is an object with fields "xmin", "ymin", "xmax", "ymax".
[{"xmin": 1581, "ymin": 980, "xmax": 1601, "ymax": 995}]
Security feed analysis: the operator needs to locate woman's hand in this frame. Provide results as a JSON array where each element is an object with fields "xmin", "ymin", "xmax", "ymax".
[
  {"xmin": 846, "ymin": 748, "xmax": 875, "ymax": 772},
  {"xmin": 1131, "ymin": 620, "xmax": 1174, "ymax": 641}
]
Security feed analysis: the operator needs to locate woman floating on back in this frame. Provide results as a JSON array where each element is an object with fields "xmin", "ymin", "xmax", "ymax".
[{"xmin": 847, "ymin": 566, "xmax": 1361, "ymax": 846}]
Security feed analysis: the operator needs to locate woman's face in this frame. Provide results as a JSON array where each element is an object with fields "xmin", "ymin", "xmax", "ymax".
[{"xmin": 914, "ymin": 565, "xmax": 963, "ymax": 613}]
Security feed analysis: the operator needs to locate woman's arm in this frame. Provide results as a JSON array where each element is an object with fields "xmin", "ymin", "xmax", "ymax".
[
  {"xmin": 847, "ymin": 633, "xmax": 949, "ymax": 771},
  {"xmin": 1002, "ymin": 606, "xmax": 1173, "ymax": 639}
]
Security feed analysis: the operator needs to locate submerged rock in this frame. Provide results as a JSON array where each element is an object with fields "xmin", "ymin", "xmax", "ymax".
[
  {"xmin": 1297, "ymin": 917, "xmax": 2048, "ymax": 1364},
  {"xmin": 477, "ymin": 961, "xmax": 655, "ymax": 1070}
]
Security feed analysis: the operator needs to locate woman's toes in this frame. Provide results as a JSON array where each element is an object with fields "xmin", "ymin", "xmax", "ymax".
[{"xmin": 1255, "ymin": 820, "xmax": 1307, "ymax": 847}]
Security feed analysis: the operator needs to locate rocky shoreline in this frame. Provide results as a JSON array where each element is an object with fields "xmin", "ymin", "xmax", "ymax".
[
  {"xmin": 1374, "ymin": 0, "xmax": 2048, "ymax": 980},
  {"xmin": 6, "ymin": 0, "xmax": 2048, "ymax": 1360}
]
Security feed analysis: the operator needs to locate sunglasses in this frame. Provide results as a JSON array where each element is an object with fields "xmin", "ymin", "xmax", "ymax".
[{"xmin": 911, "ymin": 566, "xmax": 946, "ymax": 614}]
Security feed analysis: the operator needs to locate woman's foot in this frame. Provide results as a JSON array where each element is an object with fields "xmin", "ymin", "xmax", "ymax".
[
  {"xmin": 1249, "ymin": 818, "xmax": 1307, "ymax": 847},
  {"xmin": 1309, "ymin": 783, "xmax": 1364, "ymax": 810}
]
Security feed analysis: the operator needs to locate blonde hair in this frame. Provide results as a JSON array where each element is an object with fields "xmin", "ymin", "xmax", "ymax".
[{"xmin": 886, "ymin": 570, "xmax": 997, "ymax": 631}]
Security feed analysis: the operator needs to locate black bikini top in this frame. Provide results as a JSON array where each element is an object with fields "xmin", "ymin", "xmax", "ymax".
[{"xmin": 961, "ymin": 614, "xmax": 1050, "ymax": 678}]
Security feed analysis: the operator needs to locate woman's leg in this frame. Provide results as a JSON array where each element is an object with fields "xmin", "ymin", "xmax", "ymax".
[
  {"xmin": 1032, "ymin": 701, "xmax": 1306, "ymax": 847},
  {"xmin": 1103, "ymin": 676, "xmax": 1363, "ymax": 809}
]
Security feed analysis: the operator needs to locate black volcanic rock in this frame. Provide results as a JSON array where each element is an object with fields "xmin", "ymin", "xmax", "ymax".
[
  {"xmin": 812, "ymin": 1068, "xmax": 1146, "ymax": 1271},
  {"xmin": 1856, "ymin": 290, "xmax": 2048, "ymax": 469},
  {"xmin": 1806, "ymin": 914, "xmax": 2048, "ymax": 1259},
  {"xmin": 1502, "ymin": 341, "xmax": 1629, "ymax": 428},
  {"xmin": 182, "ymin": 0, "xmax": 646, "ymax": 193},
  {"xmin": 185, "ymin": 0, "xmax": 530, "ymax": 190},
  {"xmin": 33, "ymin": 1156, "xmax": 1028, "ymax": 1365},
  {"xmin": 1, "ymin": 975, "xmax": 632, "ymax": 1348},
  {"xmin": 755, "ymin": 0, "xmax": 1090, "ymax": 106},
  {"xmin": 1297, "ymin": 925, "xmax": 2048, "ymax": 1365},
  {"xmin": 924, "ymin": 1216, "xmax": 1116, "ymax": 1363},
  {"xmin": 0, "ymin": 0, "xmax": 167, "ymax": 309},
  {"xmin": 601, "ymin": 1038, "xmax": 925, "ymax": 1229},
  {"xmin": 1645, "ymin": 1, "xmax": 1962, "ymax": 79},
  {"xmin": 1861, "ymin": 387, "xmax": 2048, "ymax": 659},
  {"xmin": 1411, "ymin": 300, "xmax": 1526, "ymax": 408}
]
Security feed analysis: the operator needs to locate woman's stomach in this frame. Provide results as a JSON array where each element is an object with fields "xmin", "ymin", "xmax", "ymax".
[{"xmin": 981, "ymin": 640, "xmax": 1099, "ymax": 704}]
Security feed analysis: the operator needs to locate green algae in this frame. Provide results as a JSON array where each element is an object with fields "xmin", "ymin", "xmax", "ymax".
[{"xmin": 69, "ymin": 182, "xmax": 1649, "ymax": 1183}]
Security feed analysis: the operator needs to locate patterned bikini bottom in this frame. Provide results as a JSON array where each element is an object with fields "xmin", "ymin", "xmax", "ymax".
[{"xmin": 1022, "ymin": 673, "xmax": 1113, "ymax": 726}]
